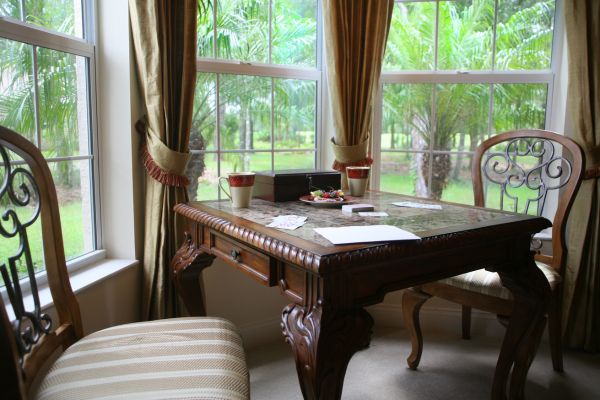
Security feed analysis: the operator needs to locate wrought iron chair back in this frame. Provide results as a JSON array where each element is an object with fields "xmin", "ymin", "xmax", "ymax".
[
  {"xmin": 472, "ymin": 129, "xmax": 585, "ymax": 276},
  {"xmin": 1, "ymin": 126, "xmax": 82, "ymax": 398}
]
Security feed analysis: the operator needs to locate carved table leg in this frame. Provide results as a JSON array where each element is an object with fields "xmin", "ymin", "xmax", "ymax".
[
  {"xmin": 491, "ymin": 252, "xmax": 551, "ymax": 400},
  {"xmin": 170, "ymin": 232, "xmax": 216, "ymax": 317},
  {"xmin": 281, "ymin": 303, "xmax": 374, "ymax": 400}
]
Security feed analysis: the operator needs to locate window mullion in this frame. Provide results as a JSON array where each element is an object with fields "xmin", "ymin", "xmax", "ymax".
[
  {"xmin": 31, "ymin": 46, "xmax": 42, "ymax": 148},
  {"xmin": 213, "ymin": 0, "xmax": 217, "ymax": 58},
  {"xmin": 216, "ymin": 73, "xmax": 222, "ymax": 200},
  {"xmin": 428, "ymin": 84, "xmax": 437, "ymax": 196},
  {"xmin": 487, "ymin": 83, "xmax": 495, "ymax": 137},
  {"xmin": 19, "ymin": 0, "xmax": 26, "ymax": 20},
  {"xmin": 491, "ymin": 0, "xmax": 499, "ymax": 70},
  {"xmin": 268, "ymin": 0, "xmax": 273, "ymax": 64},
  {"xmin": 434, "ymin": 0, "xmax": 440, "ymax": 70},
  {"xmin": 270, "ymin": 77, "xmax": 275, "ymax": 170}
]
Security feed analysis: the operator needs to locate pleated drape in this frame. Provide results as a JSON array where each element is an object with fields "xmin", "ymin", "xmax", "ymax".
[
  {"xmin": 322, "ymin": 0, "xmax": 394, "ymax": 182},
  {"xmin": 129, "ymin": 0, "xmax": 197, "ymax": 319},
  {"xmin": 563, "ymin": 0, "xmax": 600, "ymax": 351}
]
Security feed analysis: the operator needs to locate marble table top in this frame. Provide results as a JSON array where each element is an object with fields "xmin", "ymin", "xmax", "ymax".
[{"xmin": 195, "ymin": 191, "xmax": 530, "ymax": 247}]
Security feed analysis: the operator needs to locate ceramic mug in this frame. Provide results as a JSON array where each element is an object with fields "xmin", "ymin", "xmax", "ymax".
[
  {"xmin": 346, "ymin": 166, "xmax": 370, "ymax": 197},
  {"xmin": 218, "ymin": 172, "xmax": 256, "ymax": 208}
]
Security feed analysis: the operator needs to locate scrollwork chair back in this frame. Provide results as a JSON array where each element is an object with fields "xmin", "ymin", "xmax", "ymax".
[
  {"xmin": 0, "ymin": 126, "xmax": 82, "ymax": 399},
  {"xmin": 473, "ymin": 129, "xmax": 585, "ymax": 275}
]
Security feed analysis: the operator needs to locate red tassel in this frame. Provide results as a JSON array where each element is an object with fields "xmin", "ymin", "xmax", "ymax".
[
  {"xmin": 332, "ymin": 157, "xmax": 374, "ymax": 173},
  {"xmin": 142, "ymin": 145, "xmax": 190, "ymax": 188}
]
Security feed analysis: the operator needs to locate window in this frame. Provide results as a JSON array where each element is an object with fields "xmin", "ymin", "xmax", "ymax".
[
  {"xmin": 0, "ymin": 0, "xmax": 97, "ymax": 280},
  {"xmin": 188, "ymin": 0, "xmax": 321, "ymax": 200},
  {"xmin": 374, "ymin": 0, "xmax": 558, "ymax": 205}
]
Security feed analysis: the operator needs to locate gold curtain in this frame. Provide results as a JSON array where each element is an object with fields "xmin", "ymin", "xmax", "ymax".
[
  {"xmin": 129, "ymin": 0, "xmax": 197, "ymax": 319},
  {"xmin": 322, "ymin": 0, "xmax": 394, "ymax": 179},
  {"xmin": 563, "ymin": 0, "xmax": 600, "ymax": 351}
]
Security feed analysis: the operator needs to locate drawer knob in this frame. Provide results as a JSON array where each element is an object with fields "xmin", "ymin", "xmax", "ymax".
[{"xmin": 230, "ymin": 249, "xmax": 241, "ymax": 261}]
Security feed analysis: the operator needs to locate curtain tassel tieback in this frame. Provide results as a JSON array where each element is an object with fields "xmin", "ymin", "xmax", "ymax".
[
  {"xmin": 331, "ymin": 137, "xmax": 373, "ymax": 172},
  {"xmin": 136, "ymin": 120, "xmax": 190, "ymax": 188},
  {"xmin": 141, "ymin": 144, "xmax": 190, "ymax": 187}
]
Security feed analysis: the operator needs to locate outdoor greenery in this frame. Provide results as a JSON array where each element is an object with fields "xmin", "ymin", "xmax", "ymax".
[{"xmin": 381, "ymin": 0, "xmax": 553, "ymax": 201}]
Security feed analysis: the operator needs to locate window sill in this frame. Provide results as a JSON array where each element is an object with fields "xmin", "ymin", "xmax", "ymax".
[{"xmin": 3, "ymin": 258, "xmax": 139, "ymax": 319}]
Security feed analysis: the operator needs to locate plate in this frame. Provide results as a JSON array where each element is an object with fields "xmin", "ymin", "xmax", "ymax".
[{"xmin": 299, "ymin": 194, "xmax": 356, "ymax": 208}]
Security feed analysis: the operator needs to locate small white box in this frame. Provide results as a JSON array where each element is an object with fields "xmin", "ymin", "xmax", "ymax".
[{"xmin": 342, "ymin": 203, "xmax": 375, "ymax": 212}]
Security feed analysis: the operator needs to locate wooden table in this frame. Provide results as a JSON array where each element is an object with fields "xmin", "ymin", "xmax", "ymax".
[{"xmin": 171, "ymin": 191, "xmax": 551, "ymax": 400}]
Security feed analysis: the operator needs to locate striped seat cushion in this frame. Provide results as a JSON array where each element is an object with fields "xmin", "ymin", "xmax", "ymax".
[
  {"xmin": 36, "ymin": 317, "xmax": 249, "ymax": 400},
  {"xmin": 439, "ymin": 261, "xmax": 561, "ymax": 300}
]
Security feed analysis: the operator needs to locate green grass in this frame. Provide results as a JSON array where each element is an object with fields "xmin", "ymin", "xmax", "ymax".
[{"xmin": 0, "ymin": 202, "xmax": 85, "ymax": 281}]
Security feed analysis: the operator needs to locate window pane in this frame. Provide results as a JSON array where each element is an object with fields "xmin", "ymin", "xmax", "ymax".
[
  {"xmin": 217, "ymin": 0, "xmax": 269, "ymax": 63},
  {"xmin": 0, "ymin": 1, "xmax": 21, "ymax": 18},
  {"xmin": 440, "ymin": 153, "xmax": 475, "ymax": 205},
  {"xmin": 495, "ymin": 0, "xmax": 555, "ymax": 70},
  {"xmin": 272, "ymin": 0, "xmax": 317, "ymax": 66},
  {"xmin": 188, "ymin": 152, "xmax": 219, "ymax": 201},
  {"xmin": 274, "ymin": 151, "xmax": 315, "ymax": 170},
  {"xmin": 0, "ymin": 39, "xmax": 36, "ymax": 143},
  {"xmin": 385, "ymin": 1, "xmax": 435, "ymax": 70},
  {"xmin": 492, "ymin": 83, "xmax": 547, "ymax": 133},
  {"xmin": 382, "ymin": 83, "xmax": 433, "ymax": 152},
  {"xmin": 0, "ymin": 153, "xmax": 44, "ymax": 280},
  {"xmin": 274, "ymin": 79, "xmax": 316, "ymax": 150},
  {"xmin": 48, "ymin": 159, "xmax": 94, "ymax": 260},
  {"xmin": 220, "ymin": 74, "xmax": 271, "ymax": 151},
  {"xmin": 37, "ymin": 47, "xmax": 90, "ymax": 157},
  {"xmin": 434, "ymin": 83, "xmax": 489, "ymax": 150},
  {"xmin": 437, "ymin": 0, "xmax": 495, "ymax": 70},
  {"xmin": 197, "ymin": 0, "xmax": 215, "ymax": 58},
  {"xmin": 192, "ymin": 72, "xmax": 216, "ymax": 151},
  {"xmin": 24, "ymin": 0, "xmax": 83, "ymax": 38},
  {"xmin": 380, "ymin": 151, "xmax": 426, "ymax": 197}
]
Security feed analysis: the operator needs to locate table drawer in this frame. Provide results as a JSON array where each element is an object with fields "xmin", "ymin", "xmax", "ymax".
[{"xmin": 211, "ymin": 232, "xmax": 277, "ymax": 286}]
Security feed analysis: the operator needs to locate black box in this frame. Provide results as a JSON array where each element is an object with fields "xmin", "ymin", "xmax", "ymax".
[{"xmin": 253, "ymin": 169, "xmax": 342, "ymax": 202}]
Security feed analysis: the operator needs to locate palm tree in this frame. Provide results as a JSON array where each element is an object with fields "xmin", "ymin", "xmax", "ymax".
[{"xmin": 382, "ymin": 0, "xmax": 553, "ymax": 200}]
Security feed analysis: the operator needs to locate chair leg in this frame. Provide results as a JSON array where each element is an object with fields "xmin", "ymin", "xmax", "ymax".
[
  {"xmin": 548, "ymin": 296, "xmax": 564, "ymax": 372},
  {"xmin": 402, "ymin": 287, "xmax": 432, "ymax": 370},
  {"xmin": 461, "ymin": 305, "xmax": 471, "ymax": 340}
]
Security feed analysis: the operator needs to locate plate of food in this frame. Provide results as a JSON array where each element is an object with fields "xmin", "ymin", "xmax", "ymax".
[{"xmin": 299, "ymin": 189, "xmax": 356, "ymax": 208}]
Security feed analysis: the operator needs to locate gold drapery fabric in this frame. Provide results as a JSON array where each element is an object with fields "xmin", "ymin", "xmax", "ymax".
[
  {"xmin": 322, "ymin": 0, "xmax": 394, "ymax": 177},
  {"xmin": 563, "ymin": 0, "xmax": 600, "ymax": 351},
  {"xmin": 129, "ymin": 0, "xmax": 197, "ymax": 319}
]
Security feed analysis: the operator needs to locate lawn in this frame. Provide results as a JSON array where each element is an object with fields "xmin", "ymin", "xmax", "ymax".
[{"xmin": 0, "ymin": 201, "xmax": 86, "ymax": 280}]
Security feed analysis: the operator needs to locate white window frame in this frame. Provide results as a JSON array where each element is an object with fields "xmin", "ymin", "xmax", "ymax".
[
  {"xmin": 371, "ymin": 0, "xmax": 564, "ymax": 197},
  {"xmin": 193, "ymin": 0, "xmax": 324, "ymax": 199},
  {"xmin": 0, "ymin": 0, "xmax": 103, "ymax": 291}
]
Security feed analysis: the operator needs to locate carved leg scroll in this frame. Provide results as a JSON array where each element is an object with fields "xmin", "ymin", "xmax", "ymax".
[
  {"xmin": 170, "ymin": 232, "xmax": 215, "ymax": 316},
  {"xmin": 491, "ymin": 251, "xmax": 551, "ymax": 400},
  {"xmin": 281, "ymin": 303, "xmax": 374, "ymax": 400}
]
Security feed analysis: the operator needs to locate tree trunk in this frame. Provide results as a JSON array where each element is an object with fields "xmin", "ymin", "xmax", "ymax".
[
  {"xmin": 420, "ymin": 152, "xmax": 451, "ymax": 200},
  {"xmin": 185, "ymin": 133, "xmax": 206, "ymax": 201},
  {"xmin": 452, "ymin": 132, "xmax": 466, "ymax": 181}
]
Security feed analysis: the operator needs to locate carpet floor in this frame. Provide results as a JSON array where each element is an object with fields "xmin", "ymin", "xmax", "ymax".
[{"xmin": 247, "ymin": 326, "xmax": 599, "ymax": 399}]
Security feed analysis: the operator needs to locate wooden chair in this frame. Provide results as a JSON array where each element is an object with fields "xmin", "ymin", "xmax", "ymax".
[
  {"xmin": 402, "ymin": 129, "xmax": 584, "ymax": 373},
  {"xmin": 0, "ymin": 126, "xmax": 250, "ymax": 399}
]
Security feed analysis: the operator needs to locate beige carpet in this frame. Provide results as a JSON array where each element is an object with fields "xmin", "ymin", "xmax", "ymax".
[{"xmin": 247, "ymin": 326, "xmax": 599, "ymax": 399}]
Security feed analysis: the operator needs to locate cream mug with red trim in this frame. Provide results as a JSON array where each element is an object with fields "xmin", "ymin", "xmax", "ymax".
[
  {"xmin": 218, "ymin": 172, "xmax": 255, "ymax": 208},
  {"xmin": 346, "ymin": 166, "xmax": 370, "ymax": 197}
]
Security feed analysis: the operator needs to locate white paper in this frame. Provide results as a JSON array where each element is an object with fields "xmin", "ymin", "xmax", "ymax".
[
  {"xmin": 314, "ymin": 225, "xmax": 420, "ymax": 245},
  {"xmin": 358, "ymin": 211, "xmax": 389, "ymax": 217},
  {"xmin": 392, "ymin": 201, "xmax": 442, "ymax": 210},
  {"xmin": 267, "ymin": 215, "xmax": 307, "ymax": 230}
]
